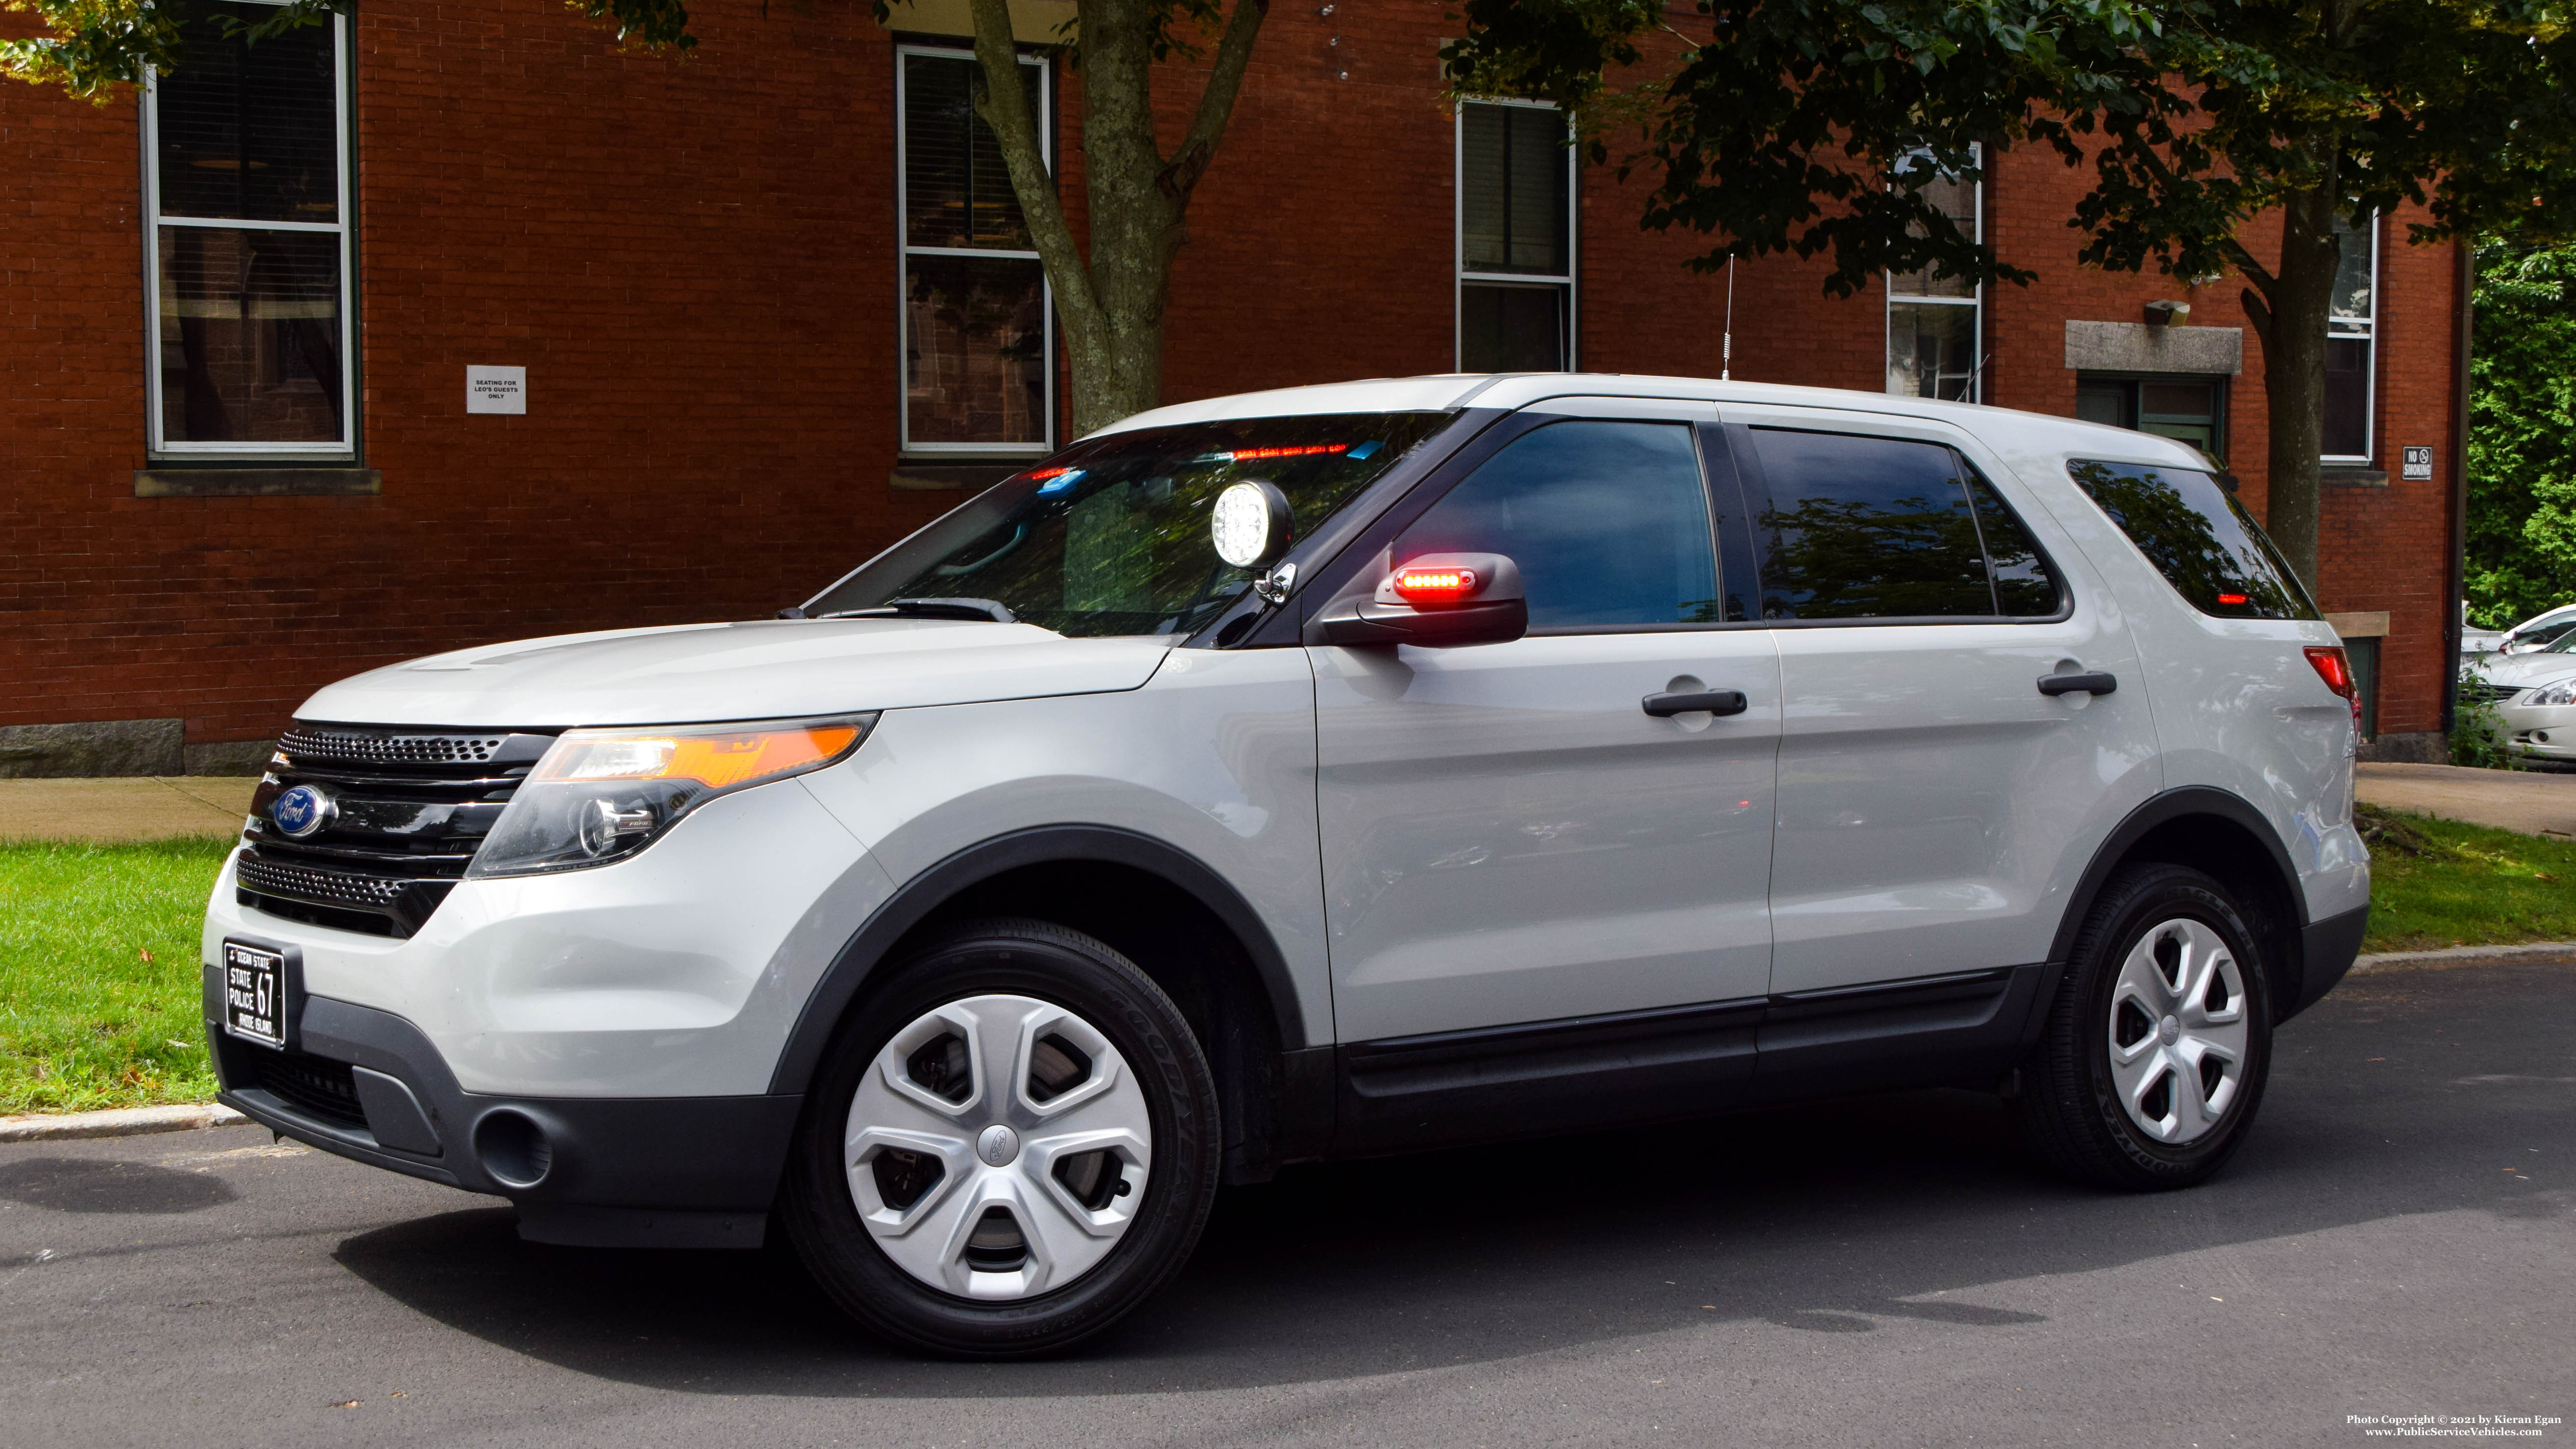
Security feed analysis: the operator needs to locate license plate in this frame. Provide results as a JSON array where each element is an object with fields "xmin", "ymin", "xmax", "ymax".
[{"xmin": 221, "ymin": 940, "xmax": 290, "ymax": 1048}]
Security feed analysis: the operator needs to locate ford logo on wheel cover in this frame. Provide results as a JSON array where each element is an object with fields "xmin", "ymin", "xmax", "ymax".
[{"xmin": 270, "ymin": 784, "xmax": 337, "ymax": 839}]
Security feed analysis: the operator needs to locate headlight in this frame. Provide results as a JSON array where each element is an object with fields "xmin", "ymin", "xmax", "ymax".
[
  {"xmin": 468, "ymin": 715, "xmax": 875, "ymax": 878},
  {"xmin": 2525, "ymin": 677, "xmax": 2576, "ymax": 707}
]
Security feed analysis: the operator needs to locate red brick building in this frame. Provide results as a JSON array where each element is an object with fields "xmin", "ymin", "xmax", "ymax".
[{"xmin": 0, "ymin": 0, "xmax": 2463, "ymax": 773}]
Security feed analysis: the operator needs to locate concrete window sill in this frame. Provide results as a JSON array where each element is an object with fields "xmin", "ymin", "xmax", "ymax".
[{"xmin": 134, "ymin": 468, "xmax": 379, "ymax": 498}]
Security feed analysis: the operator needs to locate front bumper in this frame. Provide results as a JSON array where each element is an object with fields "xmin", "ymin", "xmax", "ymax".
[
  {"xmin": 2498, "ymin": 699, "xmax": 2576, "ymax": 761},
  {"xmin": 207, "ymin": 975, "xmax": 799, "ymax": 1248}
]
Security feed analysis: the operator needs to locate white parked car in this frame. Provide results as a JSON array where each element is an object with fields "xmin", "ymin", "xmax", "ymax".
[
  {"xmin": 2462, "ymin": 635, "xmax": 2576, "ymax": 763},
  {"xmin": 2465, "ymin": 601, "xmax": 2576, "ymax": 659},
  {"xmin": 203, "ymin": 374, "xmax": 2370, "ymax": 1356}
]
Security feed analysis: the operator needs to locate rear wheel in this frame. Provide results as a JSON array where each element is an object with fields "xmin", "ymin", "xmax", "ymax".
[
  {"xmin": 2013, "ymin": 863, "xmax": 2274, "ymax": 1190},
  {"xmin": 781, "ymin": 919, "xmax": 1220, "ymax": 1356}
]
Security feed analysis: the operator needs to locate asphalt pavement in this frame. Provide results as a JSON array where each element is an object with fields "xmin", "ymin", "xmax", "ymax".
[{"xmin": 3, "ymin": 961, "xmax": 2569, "ymax": 1449}]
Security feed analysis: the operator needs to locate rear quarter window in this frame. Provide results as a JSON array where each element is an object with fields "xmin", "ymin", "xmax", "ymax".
[{"xmin": 2066, "ymin": 460, "xmax": 2319, "ymax": 621}]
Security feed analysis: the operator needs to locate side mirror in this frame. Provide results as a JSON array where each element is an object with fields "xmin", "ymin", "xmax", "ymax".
[
  {"xmin": 1305, "ymin": 553, "xmax": 1529, "ymax": 649},
  {"xmin": 1212, "ymin": 479, "xmax": 1295, "ymax": 571}
]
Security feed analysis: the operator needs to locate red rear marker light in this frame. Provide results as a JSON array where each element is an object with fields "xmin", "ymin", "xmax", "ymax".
[
  {"xmin": 2306, "ymin": 645, "xmax": 2363, "ymax": 730},
  {"xmin": 1393, "ymin": 567, "xmax": 1478, "ymax": 602}
]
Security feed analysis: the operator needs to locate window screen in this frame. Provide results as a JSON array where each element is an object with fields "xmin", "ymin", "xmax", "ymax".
[
  {"xmin": 147, "ymin": 1, "xmax": 350, "ymax": 452},
  {"xmin": 2067, "ymin": 460, "xmax": 2319, "ymax": 620},
  {"xmin": 1744, "ymin": 429, "xmax": 1995, "ymax": 619},
  {"xmin": 901, "ymin": 51, "xmax": 1049, "ymax": 450},
  {"xmin": 1398, "ymin": 422, "xmax": 1718, "ymax": 629}
]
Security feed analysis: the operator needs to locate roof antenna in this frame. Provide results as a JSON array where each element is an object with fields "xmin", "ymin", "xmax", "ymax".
[{"xmin": 1720, "ymin": 256, "xmax": 1737, "ymax": 381}]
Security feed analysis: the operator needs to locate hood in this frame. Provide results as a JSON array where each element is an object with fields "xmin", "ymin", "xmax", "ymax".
[
  {"xmin": 2473, "ymin": 648, "xmax": 2576, "ymax": 690},
  {"xmin": 296, "ymin": 619, "xmax": 1177, "ymax": 728}
]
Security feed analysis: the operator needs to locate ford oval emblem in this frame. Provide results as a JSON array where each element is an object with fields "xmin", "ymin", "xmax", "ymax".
[{"xmin": 270, "ymin": 783, "xmax": 337, "ymax": 839}]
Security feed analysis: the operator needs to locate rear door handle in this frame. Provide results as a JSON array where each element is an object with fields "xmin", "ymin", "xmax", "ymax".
[
  {"xmin": 2038, "ymin": 671, "xmax": 2118, "ymax": 697},
  {"xmin": 1642, "ymin": 689, "xmax": 1749, "ymax": 717}
]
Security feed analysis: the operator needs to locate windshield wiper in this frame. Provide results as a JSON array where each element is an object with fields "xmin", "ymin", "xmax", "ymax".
[{"xmin": 816, "ymin": 597, "xmax": 1018, "ymax": 624}]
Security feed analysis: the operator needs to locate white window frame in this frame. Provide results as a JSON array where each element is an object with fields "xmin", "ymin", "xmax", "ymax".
[
  {"xmin": 896, "ymin": 44, "xmax": 1054, "ymax": 458},
  {"xmin": 1454, "ymin": 97, "xmax": 1578, "ymax": 373},
  {"xmin": 2324, "ymin": 212, "xmax": 2379, "ymax": 465},
  {"xmin": 1883, "ymin": 146, "xmax": 1983, "ymax": 404},
  {"xmin": 142, "ymin": 0, "xmax": 356, "ymax": 459}
]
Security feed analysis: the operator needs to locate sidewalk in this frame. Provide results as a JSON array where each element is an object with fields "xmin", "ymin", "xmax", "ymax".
[
  {"xmin": 2357, "ymin": 762, "xmax": 2576, "ymax": 839},
  {"xmin": 0, "ymin": 776, "xmax": 258, "ymax": 842}
]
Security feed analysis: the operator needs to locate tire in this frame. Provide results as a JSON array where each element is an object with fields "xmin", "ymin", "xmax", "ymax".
[
  {"xmin": 780, "ymin": 918, "xmax": 1221, "ymax": 1357},
  {"xmin": 2013, "ymin": 863, "xmax": 2275, "ymax": 1191}
]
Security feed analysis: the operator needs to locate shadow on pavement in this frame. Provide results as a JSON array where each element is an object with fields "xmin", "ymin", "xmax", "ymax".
[
  {"xmin": 330, "ymin": 965, "xmax": 2573, "ymax": 1397},
  {"xmin": 0, "ymin": 1156, "xmax": 241, "ymax": 1214}
]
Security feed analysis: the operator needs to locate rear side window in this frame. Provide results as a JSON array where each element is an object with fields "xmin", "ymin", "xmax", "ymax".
[
  {"xmin": 1742, "ymin": 428, "xmax": 2061, "ymax": 620},
  {"xmin": 1398, "ymin": 421, "xmax": 1719, "ymax": 629},
  {"xmin": 2066, "ymin": 460, "xmax": 2319, "ymax": 621}
]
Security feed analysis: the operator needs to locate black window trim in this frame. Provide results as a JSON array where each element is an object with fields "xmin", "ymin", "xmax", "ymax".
[
  {"xmin": 2064, "ymin": 454, "xmax": 2324, "ymax": 623},
  {"xmin": 1716, "ymin": 422, "xmax": 2075, "ymax": 629}
]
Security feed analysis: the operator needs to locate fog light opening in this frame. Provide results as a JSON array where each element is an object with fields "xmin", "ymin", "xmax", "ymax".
[{"xmin": 474, "ymin": 1109, "xmax": 554, "ymax": 1189}]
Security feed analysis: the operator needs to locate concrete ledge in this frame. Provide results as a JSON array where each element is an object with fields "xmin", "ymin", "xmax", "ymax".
[
  {"xmin": 889, "ymin": 462, "xmax": 1023, "ymax": 492},
  {"xmin": 0, "ymin": 1104, "xmax": 247, "ymax": 1143},
  {"xmin": 2349, "ymin": 941, "xmax": 2576, "ymax": 975},
  {"xmin": 0, "ymin": 719, "xmax": 184, "ymax": 778},
  {"xmin": 134, "ymin": 468, "xmax": 379, "ymax": 498},
  {"xmin": 2064, "ymin": 320, "xmax": 2244, "ymax": 375}
]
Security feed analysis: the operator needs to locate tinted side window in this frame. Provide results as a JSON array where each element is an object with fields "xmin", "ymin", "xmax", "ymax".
[
  {"xmin": 1398, "ymin": 421, "xmax": 1719, "ymax": 629},
  {"xmin": 2066, "ymin": 460, "xmax": 2319, "ymax": 621},
  {"xmin": 1966, "ymin": 473, "xmax": 2065, "ymax": 617},
  {"xmin": 1745, "ymin": 428, "xmax": 1991, "ymax": 619}
]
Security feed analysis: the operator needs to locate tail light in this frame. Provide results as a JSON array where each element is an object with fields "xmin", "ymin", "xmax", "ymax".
[{"xmin": 2305, "ymin": 645, "xmax": 2362, "ymax": 730}]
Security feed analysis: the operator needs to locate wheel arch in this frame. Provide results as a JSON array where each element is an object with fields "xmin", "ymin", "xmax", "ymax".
[
  {"xmin": 2049, "ymin": 788, "xmax": 2310, "ymax": 1025},
  {"xmin": 769, "ymin": 825, "xmax": 1315, "ymax": 1180}
]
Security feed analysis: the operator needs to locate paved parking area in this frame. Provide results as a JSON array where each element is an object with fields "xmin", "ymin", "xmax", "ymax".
[{"xmin": 3, "ymin": 961, "xmax": 2569, "ymax": 1449}]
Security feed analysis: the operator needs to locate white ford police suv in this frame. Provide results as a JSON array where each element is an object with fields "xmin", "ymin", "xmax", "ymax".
[{"xmin": 205, "ymin": 374, "xmax": 2370, "ymax": 1356}]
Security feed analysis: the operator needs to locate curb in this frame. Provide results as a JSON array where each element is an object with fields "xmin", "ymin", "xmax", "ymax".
[
  {"xmin": 0, "ymin": 1104, "xmax": 248, "ymax": 1144},
  {"xmin": 2349, "ymin": 940, "xmax": 2576, "ymax": 975}
]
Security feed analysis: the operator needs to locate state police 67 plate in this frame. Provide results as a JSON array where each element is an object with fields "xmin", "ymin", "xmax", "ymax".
[{"xmin": 221, "ymin": 940, "xmax": 289, "ymax": 1048}]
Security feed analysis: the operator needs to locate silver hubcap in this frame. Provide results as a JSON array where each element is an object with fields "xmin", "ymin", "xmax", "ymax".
[
  {"xmin": 844, "ymin": 995, "xmax": 1152, "ymax": 1300},
  {"xmin": 2109, "ymin": 918, "xmax": 2249, "ymax": 1144}
]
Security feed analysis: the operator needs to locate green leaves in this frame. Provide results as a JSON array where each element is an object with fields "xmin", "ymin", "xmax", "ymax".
[
  {"xmin": 4, "ymin": 0, "xmax": 343, "ymax": 98},
  {"xmin": 2467, "ymin": 241, "xmax": 2576, "ymax": 627}
]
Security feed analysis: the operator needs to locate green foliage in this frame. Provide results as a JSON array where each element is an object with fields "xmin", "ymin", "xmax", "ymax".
[
  {"xmin": 2, "ymin": 0, "xmax": 335, "ymax": 97},
  {"xmin": 2446, "ymin": 658, "xmax": 2523, "ymax": 769},
  {"xmin": 0, "ymin": 839, "xmax": 230, "ymax": 1114},
  {"xmin": 2466, "ymin": 241, "xmax": 2576, "ymax": 630}
]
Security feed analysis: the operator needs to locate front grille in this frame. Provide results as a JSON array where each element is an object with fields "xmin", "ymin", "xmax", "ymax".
[
  {"xmin": 2462, "ymin": 682, "xmax": 2524, "ymax": 706},
  {"xmin": 277, "ymin": 728, "xmax": 509, "ymax": 765},
  {"xmin": 238, "ymin": 723, "xmax": 557, "ymax": 938},
  {"xmin": 237, "ymin": 1047, "xmax": 369, "ymax": 1131}
]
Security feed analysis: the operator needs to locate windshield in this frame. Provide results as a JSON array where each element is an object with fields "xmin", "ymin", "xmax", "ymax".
[{"xmin": 807, "ymin": 412, "xmax": 1457, "ymax": 637}]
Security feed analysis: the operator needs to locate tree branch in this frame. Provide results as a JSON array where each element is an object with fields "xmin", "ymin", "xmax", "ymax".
[
  {"xmin": 1160, "ymin": 0, "xmax": 1267, "ymax": 201},
  {"xmin": 965, "ymin": 0, "xmax": 1100, "ymax": 323}
]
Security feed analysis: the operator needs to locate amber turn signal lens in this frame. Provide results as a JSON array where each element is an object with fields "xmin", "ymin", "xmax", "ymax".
[{"xmin": 535, "ymin": 723, "xmax": 866, "ymax": 791}]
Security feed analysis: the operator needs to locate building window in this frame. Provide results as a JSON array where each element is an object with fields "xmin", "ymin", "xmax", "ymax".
[
  {"xmin": 1885, "ymin": 151, "xmax": 1982, "ymax": 402},
  {"xmin": 1457, "ymin": 101, "xmax": 1574, "ymax": 373},
  {"xmin": 144, "ymin": 0, "xmax": 353, "ymax": 456},
  {"xmin": 2075, "ymin": 375, "xmax": 2229, "ymax": 459},
  {"xmin": 899, "ymin": 48, "xmax": 1052, "ymax": 455},
  {"xmin": 2324, "ymin": 212, "xmax": 2377, "ymax": 463}
]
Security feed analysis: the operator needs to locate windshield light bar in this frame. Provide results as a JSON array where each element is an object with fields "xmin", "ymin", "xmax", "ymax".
[{"xmin": 1198, "ymin": 443, "xmax": 1354, "ymax": 463}]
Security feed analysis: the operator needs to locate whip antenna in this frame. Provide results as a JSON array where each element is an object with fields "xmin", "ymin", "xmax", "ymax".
[{"xmin": 1721, "ymin": 256, "xmax": 1737, "ymax": 381}]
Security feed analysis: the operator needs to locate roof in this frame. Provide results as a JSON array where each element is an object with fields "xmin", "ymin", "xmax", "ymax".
[{"xmin": 1087, "ymin": 372, "xmax": 2213, "ymax": 472}]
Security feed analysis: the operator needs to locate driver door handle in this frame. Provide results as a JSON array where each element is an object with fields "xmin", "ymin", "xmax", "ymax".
[
  {"xmin": 1642, "ymin": 689, "xmax": 1749, "ymax": 718},
  {"xmin": 2038, "ymin": 671, "xmax": 2119, "ymax": 697}
]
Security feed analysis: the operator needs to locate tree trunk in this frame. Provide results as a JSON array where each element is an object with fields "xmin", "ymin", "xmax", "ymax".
[
  {"xmin": 964, "ymin": 0, "xmax": 1266, "ymax": 440},
  {"xmin": 2244, "ymin": 184, "xmax": 2343, "ymax": 588}
]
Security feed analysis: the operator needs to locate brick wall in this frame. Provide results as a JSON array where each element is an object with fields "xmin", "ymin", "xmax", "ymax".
[{"xmin": 0, "ymin": 0, "xmax": 2462, "ymax": 753}]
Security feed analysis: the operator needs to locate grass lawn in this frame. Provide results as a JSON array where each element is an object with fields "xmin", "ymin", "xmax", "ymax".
[
  {"xmin": 1, "ymin": 838, "xmax": 229, "ymax": 1114},
  {"xmin": 1, "ymin": 809, "xmax": 2571, "ymax": 1114},
  {"xmin": 2356, "ymin": 805, "xmax": 2576, "ymax": 953}
]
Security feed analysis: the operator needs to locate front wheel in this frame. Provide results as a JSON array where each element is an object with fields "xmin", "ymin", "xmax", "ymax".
[
  {"xmin": 780, "ymin": 919, "xmax": 1221, "ymax": 1357},
  {"xmin": 2013, "ymin": 863, "xmax": 2275, "ymax": 1190}
]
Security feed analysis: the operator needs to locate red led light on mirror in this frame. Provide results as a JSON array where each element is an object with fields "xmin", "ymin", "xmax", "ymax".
[
  {"xmin": 1393, "ymin": 568, "xmax": 1478, "ymax": 601},
  {"xmin": 2217, "ymin": 592, "xmax": 2249, "ymax": 606}
]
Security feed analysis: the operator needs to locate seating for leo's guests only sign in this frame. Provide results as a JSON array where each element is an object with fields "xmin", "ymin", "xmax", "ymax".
[{"xmin": 467, "ymin": 365, "xmax": 527, "ymax": 415}]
